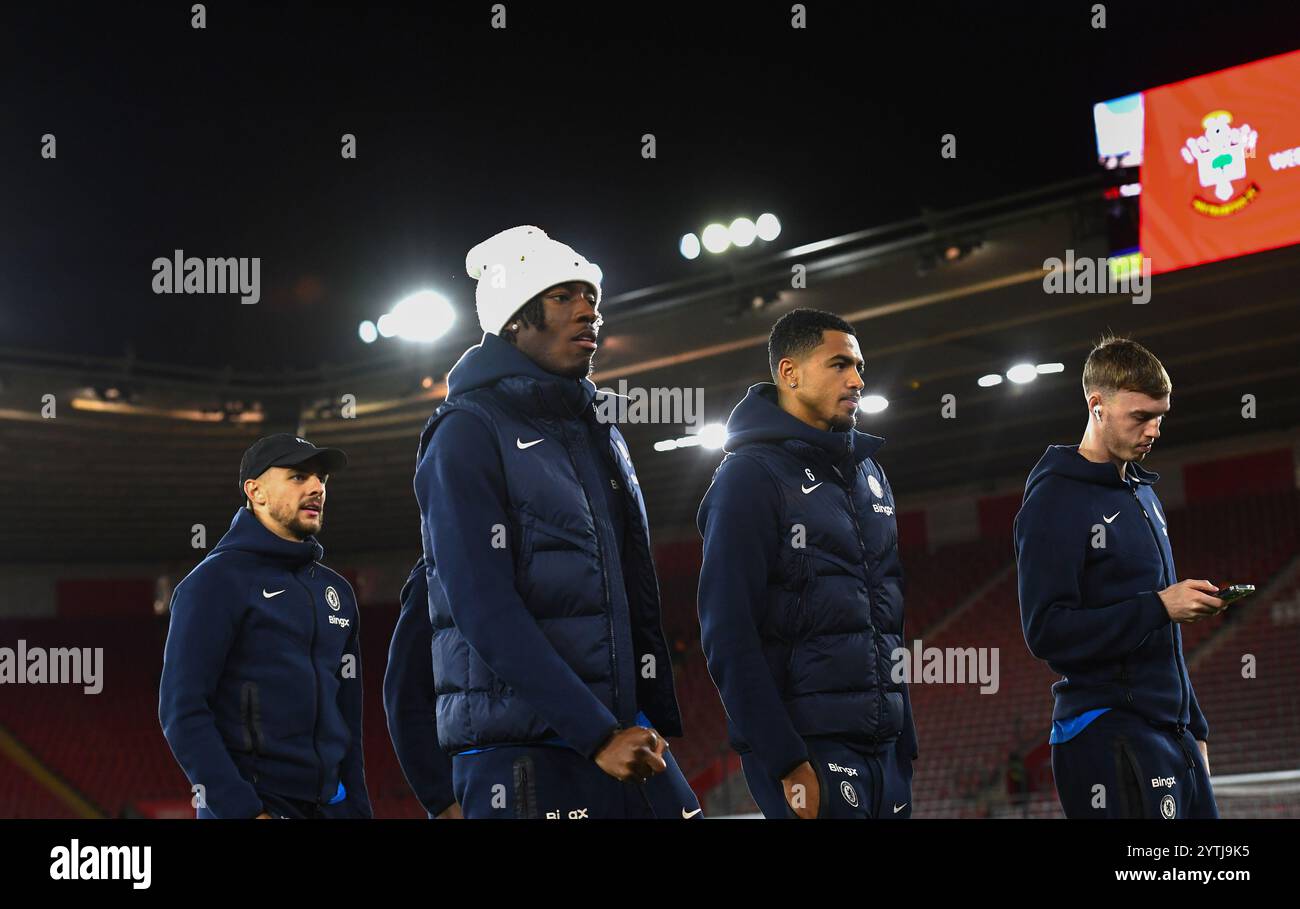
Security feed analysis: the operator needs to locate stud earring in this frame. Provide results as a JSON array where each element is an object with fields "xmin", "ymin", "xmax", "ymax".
[
  {"xmin": 510, "ymin": 323, "xmax": 518, "ymax": 331},
  {"xmin": 789, "ymin": 381, "xmax": 797, "ymax": 388}
]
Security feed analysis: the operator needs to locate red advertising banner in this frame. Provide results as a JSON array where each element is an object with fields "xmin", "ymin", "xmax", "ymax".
[{"xmin": 1141, "ymin": 49, "xmax": 1300, "ymax": 274}]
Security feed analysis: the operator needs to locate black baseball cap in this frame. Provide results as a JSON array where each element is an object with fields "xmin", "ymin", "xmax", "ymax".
[{"xmin": 238, "ymin": 433, "xmax": 348, "ymax": 498}]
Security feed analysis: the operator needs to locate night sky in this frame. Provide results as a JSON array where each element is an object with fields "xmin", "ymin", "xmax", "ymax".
[{"xmin": 4, "ymin": 1, "xmax": 1298, "ymax": 373}]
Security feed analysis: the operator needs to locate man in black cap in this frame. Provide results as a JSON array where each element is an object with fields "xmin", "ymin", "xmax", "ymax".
[{"xmin": 160, "ymin": 433, "xmax": 373, "ymax": 818}]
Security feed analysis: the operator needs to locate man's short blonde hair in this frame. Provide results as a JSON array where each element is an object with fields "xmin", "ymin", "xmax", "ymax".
[{"xmin": 1082, "ymin": 335, "xmax": 1172, "ymax": 400}]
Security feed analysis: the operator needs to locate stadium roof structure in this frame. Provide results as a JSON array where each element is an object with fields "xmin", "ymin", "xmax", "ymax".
[{"xmin": 3, "ymin": 176, "xmax": 1299, "ymax": 560}]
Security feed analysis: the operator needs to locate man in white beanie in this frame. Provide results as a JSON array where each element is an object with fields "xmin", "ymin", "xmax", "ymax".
[{"xmin": 401, "ymin": 225, "xmax": 701, "ymax": 818}]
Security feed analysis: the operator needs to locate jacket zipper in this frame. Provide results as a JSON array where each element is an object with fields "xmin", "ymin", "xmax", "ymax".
[
  {"xmin": 1130, "ymin": 485, "xmax": 1187, "ymax": 721},
  {"xmin": 515, "ymin": 756, "xmax": 536, "ymax": 819},
  {"xmin": 611, "ymin": 442, "xmax": 680, "ymax": 730},
  {"xmin": 558, "ymin": 421, "xmax": 620, "ymax": 719},
  {"xmin": 841, "ymin": 468, "xmax": 886, "ymax": 736}
]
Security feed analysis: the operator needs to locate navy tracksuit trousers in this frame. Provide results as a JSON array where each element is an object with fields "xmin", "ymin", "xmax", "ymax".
[
  {"xmin": 451, "ymin": 744, "xmax": 702, "ymax": 819},
  {"xmin": 742, "ymin": 736, "xmax": 914, "ymax": 819},
  {"xmin": 1052, "ymin": 708, "xmax": 1219, "ymax": 818}
]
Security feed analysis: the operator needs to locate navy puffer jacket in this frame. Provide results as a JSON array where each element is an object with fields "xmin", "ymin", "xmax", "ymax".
[
  {"xmin": 698, "ymin": 383, "xmax": 916, "ymax": 779},
  {"xmin": 414, "ymin": 333, "xmax": 682, "ymax": 757}
]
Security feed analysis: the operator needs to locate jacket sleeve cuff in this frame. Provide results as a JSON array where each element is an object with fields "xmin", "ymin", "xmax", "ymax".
[
  {"xmin": 1138, "ymin": 590, "xmax": 1170, "ymax": 637},
  {"xmin": 766, "ymin": 738, "xmax": 812, "ymax": 783},
  {"xmin": 577, "ymin": 720, "xmax": 623, "ymax": 762}
]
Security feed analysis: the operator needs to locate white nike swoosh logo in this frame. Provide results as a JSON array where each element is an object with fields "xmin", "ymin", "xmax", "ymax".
[
  {"xmin": 1103, "ymin": 512, "xmax": 1120, "ymax": 523},
  {"xmin": 801, "ymin": 483, "xmax": 823, "ymax": 494},
  {"xmin": 516, "ymin": 438, "xmax": 543, "ymax": 449},
  {"xmin": 893, "ymin": 802, "xmax": 907, "ymax": 814},
  {"xmin": 262, "ymin": 589, "xmax": 286, "ymax": 598},
  {"xmin": 681, "ymin": 807, "xmax": 702, "ymax": 819}
]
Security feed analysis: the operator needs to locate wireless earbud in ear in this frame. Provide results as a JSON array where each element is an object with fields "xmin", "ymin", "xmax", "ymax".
[{"xmin": 1093, "ymin": 406, "xmax": 1102, "ymax": 422}]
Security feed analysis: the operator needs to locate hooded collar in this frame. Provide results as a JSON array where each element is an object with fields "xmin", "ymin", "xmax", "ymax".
[
  {"xmin": 723, "ymin": 383, "xmax": 884, "ymax": 469},
  {"xmin": 446, "ymin": 332, "xmax": 596, "ymax": 419},
  {"xmin": 211, "ymin": 507, "xmax": 325, "ymax": 566},
  {"xmin": 1025, "ymin": 444, "xmax": 1160, "ymax": 494}
]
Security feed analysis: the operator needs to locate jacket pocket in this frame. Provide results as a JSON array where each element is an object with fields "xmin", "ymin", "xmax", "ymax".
[
  {"xmin": 240, "ymin": 681, "xmax": 264, "ymax": 785},
  {"xmin": 1118, "ymin": 658, "xmax": 1134, "ymax": 704},
  {"xmin": 784, "ymin": 592, "xmax": 806, "ymax": 695},
  {"xmin": 527, "ymin": 514, "xmax": 599, "ymax": 556}
]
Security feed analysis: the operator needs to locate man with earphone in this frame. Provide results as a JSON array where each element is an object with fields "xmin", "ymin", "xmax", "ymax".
[
  {"xmin": 160, "ymin": 434, "xmax": 373, "ymax": 819},
  {"xmin": 1014, "ymin": 336, "xmax": 1222, "ymax": 818}
]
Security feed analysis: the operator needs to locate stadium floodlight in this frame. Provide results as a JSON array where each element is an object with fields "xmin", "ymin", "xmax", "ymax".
[
  {"xmin": 674, "ymin": 434, "xmax": 703, "ymax": 448},
  {"xmin": 729, "ymin": 217, "xmax": 757, "ymax": 248},
  {"xmin": 978, "ymin": 373, "xmax": 1003, "ymax": 387},
  {"xmin": 698, "ymin": 422, "xmax": 728, "ymax": 450},
  {"xmin": 755, "ymin": 213, "xmax": 781, "ymax": 241},
  {"xmin": 701, "ymin": 223, "xmax": 731, "ymax": 254},
  {"xmin": 358, "ymin": 320, "xmax": 378, "ymax": 344},
  {"xmin": 1036, "ymin": 362, "xmax": 1065, "ymax": 374},
  {"xmin": 1006, "ymin": 363, "xmax": 1038, "ymax": 384},
  {"xmin": 653, "ymin": 439, "xmax": 678, "ymax": 452},
  {"xmin": 858, "ymin": 395, "xmax": 889, "ymax": 414},
  {"xmin": 376, "ymin": 313, "xmax": 397, "ymax": 338},
  {"xmin": 387, "ymin": 290, "xmax": 456, "ymax": 343},
  {"xmin": 680, "ymin": 233, "xmax": 701, "ymax": 260}
]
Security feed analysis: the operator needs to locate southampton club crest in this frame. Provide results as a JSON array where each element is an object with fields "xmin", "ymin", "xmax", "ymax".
[{"xmin": 1180, "ymin": 109, "xmax": 1260, "ymax": 216}]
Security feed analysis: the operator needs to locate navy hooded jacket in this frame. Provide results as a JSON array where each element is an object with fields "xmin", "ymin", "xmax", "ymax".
[
  {"xmin": 1014, "ymin": 445, "xmax": 1209, "ymax": 740},
  {"xmin": 382, "ymin": 557, "xmax": 455, "ymax": 817},
  {"xmin": 696, "ymin": 383, "xmax": 918, "ymax": 782},
  {"xmin": 413, "ymin": 332, "xmax": 683, "ymax": 758},
  {"xmin": 159, "ymin": 508, "xmax": 372, "ymax": 818}
]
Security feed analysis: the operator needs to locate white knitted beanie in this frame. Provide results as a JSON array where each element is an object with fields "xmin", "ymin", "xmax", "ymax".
[{"xmin": 464, "ymin": 225, "xmax": 602, "ymax": 335}]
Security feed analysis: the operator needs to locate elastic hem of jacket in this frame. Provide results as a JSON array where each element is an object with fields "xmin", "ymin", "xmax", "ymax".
[{"xmin": 1136, "ymin": 590, "xmax": 1171, "ymax": 641}]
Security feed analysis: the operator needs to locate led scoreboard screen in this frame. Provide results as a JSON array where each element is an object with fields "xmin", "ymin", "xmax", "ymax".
[{"xmin": 1094, "ymin": 49, "xmax": 1300, "ymax": 274}]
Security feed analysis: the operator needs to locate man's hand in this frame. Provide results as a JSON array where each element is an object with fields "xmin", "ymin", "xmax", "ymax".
[
  {"xmin": 1158, "ymin": 580, "xmax": 1225, "ymax": 624},
  {"xmin": 782, "ymin": 762, "xmax": 820, "ymax": 819},
  {"xmin": 594, "ymin": 726, "xmax": 668, "ymax": 782},
  {"xmin": 436, "ymin": 802, "xmax": 464, "ymax": 819},
  {"xmin": 1197, "ymin": 740, "xmax": 1210, "ymax": 776}
]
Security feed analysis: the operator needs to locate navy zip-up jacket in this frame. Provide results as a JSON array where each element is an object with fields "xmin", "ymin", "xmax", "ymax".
[
  {"xmin": 1014, "ymin": 445, "xmax": 1209, "ymax": 740},
  {"xmin": 697, "ymin": 383, "xmax": 917, "ymax": 782},
  {"xmin": 414, "ymin": 332, "xmax": 682, "ymax": 758},
  {"xmin": 159, "ymin": 508, "xmax": 372, "ymax": 818},
  {"xmin": 383, "ymin": 557, "xmax": 455, "ymax": 817}
]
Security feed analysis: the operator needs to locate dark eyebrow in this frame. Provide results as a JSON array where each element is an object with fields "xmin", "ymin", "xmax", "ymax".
[{"xmin": 826, "ymin": 354, "xmax": 864, "ymax": 367}]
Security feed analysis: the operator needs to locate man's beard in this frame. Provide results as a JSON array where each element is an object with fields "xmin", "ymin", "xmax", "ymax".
[
  {"xmin": 273, "ymin": 503, "xmax": 321, "ymax": 539},
  {"xmin": 828, "ymin": 412, "xmax": 855, "ymax": 432}
]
